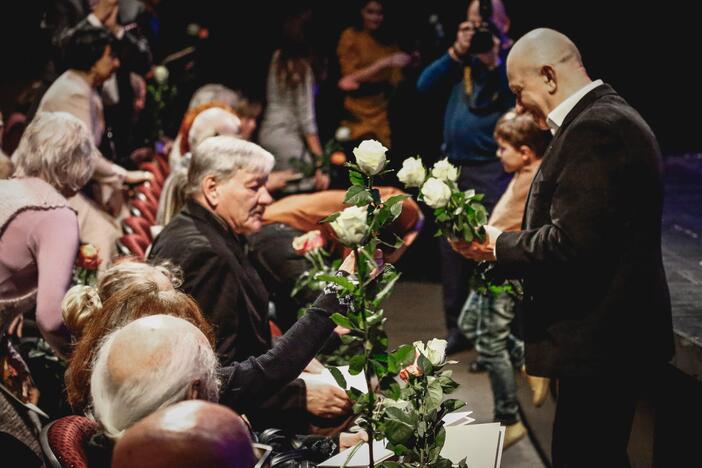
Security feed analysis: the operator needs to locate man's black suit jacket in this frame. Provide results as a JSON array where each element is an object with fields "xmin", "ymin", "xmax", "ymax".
[{"xmin": 496, "ymin": 84, "xmax": 674, "ymax": 377}]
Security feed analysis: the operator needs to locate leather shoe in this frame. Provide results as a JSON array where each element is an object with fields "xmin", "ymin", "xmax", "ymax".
[
  {"xmin": 527, "ymin": 375, "xmax": 550, "ymax": 407},
  {"xmin": 468, "ymin": 359, "xmax": 487, "ymax": 373},
  {"xmin": 503, "ymin": 421, "xmax": 526, "ymax": 450},
  {"xmin": 445, "ymin": 329, "xmax": 473, "ymax": 355}
]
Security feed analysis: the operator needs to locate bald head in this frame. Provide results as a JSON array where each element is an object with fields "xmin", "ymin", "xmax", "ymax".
[
  {"xmin": 508, "ymin": 28, "xmax": 582, "ymax": 71},
  {"xmin": 91, "ymin": 315, "xmax": 220, "ymax": 439},
  {"xmin": 112, "ymin": 401, "xmax": 256, "ymax": 468},
  {"xmin": 505, "ymin": 28, "xmax": 592, "ymax": 127}
]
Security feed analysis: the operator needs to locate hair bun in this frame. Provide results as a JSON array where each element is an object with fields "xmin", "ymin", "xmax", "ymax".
[{"xmin": 62, "ymin": 285, "xmax": 102, "ymax": 338}]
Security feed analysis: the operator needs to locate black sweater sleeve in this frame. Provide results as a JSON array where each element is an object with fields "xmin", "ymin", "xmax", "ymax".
[{"xmin": 218, "ymin": 290, "xmax": 345, "ymax": 414}]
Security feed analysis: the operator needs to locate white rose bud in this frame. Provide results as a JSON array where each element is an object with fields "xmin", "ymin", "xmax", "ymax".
[
  {"xmin": 353, "ymin": 139, "xmax": 388, "ymax": 176},
  {"xmin": 154, "ymin": 66, "xmax": 169, "ymax": 85},
  {"xmin": 425, "ymin": 338, "xmax": 447, "ymax": 366},
  {"xmin": 335, "ymin": 126, "xmax": 352, "ymax": 142},
  {"xmin": 397, "ymin": 157, "xmax": 427, "ymax": 188},
  {"xmin": 431, "ymin": 158, "xmax": 459, "ymax": 183},
  {"xmin": 330, "ymin": 205, "xmax": 368, "ymax": 246},
  {"xmin": 421, "ymin": 178, "xmax": 451, "ymax": 208}
]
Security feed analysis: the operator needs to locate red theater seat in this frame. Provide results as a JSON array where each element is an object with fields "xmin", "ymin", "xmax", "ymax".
[{"xmin": 39, "ymin": 415, "xmax": 98, "ymax": 468}]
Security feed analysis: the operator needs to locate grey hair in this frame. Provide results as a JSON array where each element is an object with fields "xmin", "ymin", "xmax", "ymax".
[
  {"xmin": 188, "ymin": 84, "xmax": 242, "ymax": 110},
  {"xmin": 12, "ymin": 112, "xmax": 96, "ymax": 194},
  {"xmin": 186, "ymin": 135, "xmax": 274, "ymax": 197},
  {"xmin": 89, "ymin": 315, "xmax": 220, "ymax": 439}
]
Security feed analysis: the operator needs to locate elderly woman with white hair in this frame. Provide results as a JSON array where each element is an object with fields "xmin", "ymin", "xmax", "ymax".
[
  {"xmin": 0, "ymin": 111, "xmax": 95, "ymax": 462},
  {"xmin": 150, "ymin": 136, "xmax": 353, "ymax": 433}
]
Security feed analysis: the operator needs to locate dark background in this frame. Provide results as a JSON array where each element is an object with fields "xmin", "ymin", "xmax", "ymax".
[
  {"xmin": 3, "ymin": 1, "xmax": 699, "ymax": 153},
  {"xmin": 165, "ymin": 0, "xmax": 699, "ymax": 154}
]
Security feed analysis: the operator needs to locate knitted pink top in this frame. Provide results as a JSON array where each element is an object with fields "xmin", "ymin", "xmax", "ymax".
[{"xmin": 0, "ymin": 178, "xmax": 78, "ymax": 355}]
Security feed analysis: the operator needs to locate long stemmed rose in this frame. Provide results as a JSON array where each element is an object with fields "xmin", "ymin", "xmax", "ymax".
[
  {"xmin": 319, "ymin": 139, "xmax": 415, "ymax": 468},
  {"xmin": 380, "ymin": 339, "xmax": 466, "ymax": 468},
  {"xmin": 399, "ymin": 157, "xmax": 488, "ymax": 243}
]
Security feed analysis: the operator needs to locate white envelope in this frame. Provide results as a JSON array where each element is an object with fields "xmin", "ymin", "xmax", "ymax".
[
  {"xmin": 440, "ymin": 423, "xmax": 505, "ymax": 468},
  {"xmin": 317, "ymin": 440, "xmax": 394, "ymax": 467}
]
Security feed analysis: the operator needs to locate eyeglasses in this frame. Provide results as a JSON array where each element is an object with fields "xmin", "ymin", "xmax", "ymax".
[{"xmin": 252, "ymin": 442, "xmax": 273, "ymax": 468}]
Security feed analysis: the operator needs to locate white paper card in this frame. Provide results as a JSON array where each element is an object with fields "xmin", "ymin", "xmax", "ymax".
[
  {"xmin": 318, "ymin": 440, "xmax": 393, "ymax": 467},
  {"xmin": 299, "ymin": 365, "xmax": 368, "ymax": 393},
  {"xmin": 442, "ymin": 410, "xmax": 475, "ymax": 426},
  {"xmin": 440, "ymin": 423, "xmax": 504, "ymax": 468}
]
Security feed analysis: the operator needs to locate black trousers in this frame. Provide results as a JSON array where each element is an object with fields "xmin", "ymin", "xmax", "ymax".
[{"xmin": 552, "ymin": 374, "xmax": 640, "ymax": 468}]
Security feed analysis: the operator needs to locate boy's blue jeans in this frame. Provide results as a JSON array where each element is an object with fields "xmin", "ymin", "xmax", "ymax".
[{"xmin": 458, "ymin": 290, "xmax": 524, "ymax": 425}]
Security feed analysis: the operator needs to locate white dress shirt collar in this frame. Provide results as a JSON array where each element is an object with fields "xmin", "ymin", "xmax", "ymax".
[{"xmin": 546, "ymin": 79, "xmax": 604, "ymax": 134}]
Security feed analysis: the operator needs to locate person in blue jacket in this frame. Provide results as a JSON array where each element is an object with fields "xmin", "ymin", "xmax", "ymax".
[{"xmin": 417, "ymin": 0, "xmax": 514, "ymax": 356}]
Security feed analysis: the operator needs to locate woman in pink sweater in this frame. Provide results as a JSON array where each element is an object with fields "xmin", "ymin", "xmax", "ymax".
[{"xmin": 0, "ymin": 111, "xmax": 95, "ymax": 460}]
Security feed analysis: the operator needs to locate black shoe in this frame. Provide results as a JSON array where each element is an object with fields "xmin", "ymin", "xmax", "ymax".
[
  {"xmin": 445, "ymin": 329, "xmax": 473, "ymax": 355},
  {"xmin": 468, "ymin": 359, "xmax": 487, "ymax": 373}
]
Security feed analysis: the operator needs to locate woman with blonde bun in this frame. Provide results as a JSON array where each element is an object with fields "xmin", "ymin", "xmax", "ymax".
[
  {"xmin": 61, "ymin": 285, "xmax": 102, "ymax": 339},
  {"xmin": 65, "ymin": 261, "xmax": 209, "ymax": 413}
]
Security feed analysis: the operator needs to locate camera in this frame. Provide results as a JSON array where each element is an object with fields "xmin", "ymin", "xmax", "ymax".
[{"xmin": 467, "ymin": 0, "xmax": 498, "ymax": 55}]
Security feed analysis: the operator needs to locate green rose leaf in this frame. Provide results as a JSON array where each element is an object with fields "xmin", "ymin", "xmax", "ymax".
[
  {"xmin": 347, "ymin": 386, "xmax": 363, "ymax": 401},
  {"xmin": 426, "ymin": 379, "xmax": 444, "ymax": 412},
  {"xmin": 329, "ymin": 313, "xmax": 354, "ymax": 330},
  {"xmin": 317, "ymin": 274, "xmax": 355, "ymax": 292},
  {"xmin": 391, "ymin": 344, "xmax": 416, "ymax": 368},
  {"xmin": 417, "ymin": 353, "xmax": 433, "ymax": 375},
  {"xmin": 328, "ymin": 366, "xmax": 348, "ymax": 389},
  {"xmin": 349, "ymin": 169, "xmax": 366, "ymax": 187},
  {"xmin": 440, "ymin": 399, "xmax": 466, "ymax": 414},
  {"xmin": 344, "ymin": 185, "xmax": 374, "ymax": 206},
  {"xmin": 384, "ymin": 419, "xmax": 414, "ymax": 445},
  {"xmin": 349, "ymin": 355, "xmax": 365, "ymax": 375}
]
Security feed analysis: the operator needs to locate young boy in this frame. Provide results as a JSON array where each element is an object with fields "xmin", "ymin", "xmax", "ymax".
[{"xmin": 458, "ymin": 110, "xmax": 550, "ymax": 448}]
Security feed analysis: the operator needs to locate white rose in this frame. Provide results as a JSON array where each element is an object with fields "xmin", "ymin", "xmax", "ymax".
[
  {"xmin": 335, "ymin": 126, "xmax": 352, "ymax": 142},
  {"xmin": 431, "ymin": 158, "xmax": 459, "ymax": 183},
  {"xmin": 421, "ymin": 178, "xmax": 451, "ymax": 208},
  {"xmin": 154, "ymin": 66, "xmax": 169, "ymax": 85},
  {"xmin": 330, "ymin": 206, "xmax": 368, "ymax": 245},
  {"xmin": 413, "ymin": 339, "xmax": 447, "ymax": 366},
  {"xmin": 425, "ymin": 338, "xmax": 447, "ymax": 366},
  {"xmin": 397, "ymin": 157, "xmax": 427, "ymax": 188},
  {"xmin": 353, "ymin": 139, "xmax": 388, "ymax": 176}
]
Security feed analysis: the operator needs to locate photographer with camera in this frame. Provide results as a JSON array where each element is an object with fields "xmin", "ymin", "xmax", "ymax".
[{"xmin": 416, "ymin": 0, "xmax": 513, "ymax": 358}]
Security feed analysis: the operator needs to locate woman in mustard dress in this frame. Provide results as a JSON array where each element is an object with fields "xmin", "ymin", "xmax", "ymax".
[{"xmin": 336, "ymin": 0, "xmax": 410, "ymax": 148}]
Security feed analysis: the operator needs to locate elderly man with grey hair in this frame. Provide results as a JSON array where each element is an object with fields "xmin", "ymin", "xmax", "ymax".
[
  {"xmin": 90, "ymin": 315, "xmax": 220, "ymax": 440},
  {"xmin": 149, "ymin": 136, "xmax": 352, "ymax": 433}
]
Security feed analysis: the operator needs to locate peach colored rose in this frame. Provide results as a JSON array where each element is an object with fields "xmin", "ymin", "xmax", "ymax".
[
  {"xmin": 292, "ymin": 230, "xmax": 326, "ymax": 255},
  {"xmin": 76, "ymin": 244, "xmax": 101, "ymax": 270}
]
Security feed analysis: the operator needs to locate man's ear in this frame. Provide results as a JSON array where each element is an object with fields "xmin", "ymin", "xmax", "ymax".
[
  {"xmin": 541, "ymin": 65, "xmax": 557, "ymax": 94},
  {"xmin": 186, "ymin": 380, "xmax": 201, "ymax": 400},
  {"xmin": 201, "ymin": 175, "xmax": 220, "ymax": 208}
]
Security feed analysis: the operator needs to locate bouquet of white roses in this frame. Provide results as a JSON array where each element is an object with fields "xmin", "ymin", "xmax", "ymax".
[{"xmin": 398, "ymin": 157, "xmax": 488, "ymax": 243}]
